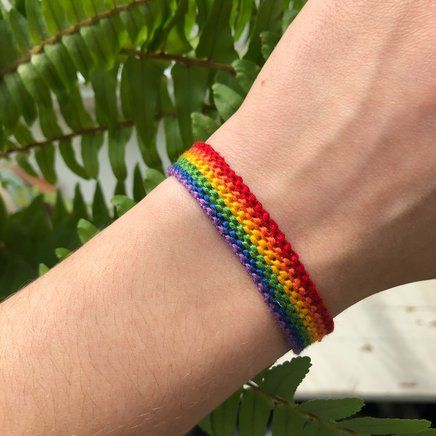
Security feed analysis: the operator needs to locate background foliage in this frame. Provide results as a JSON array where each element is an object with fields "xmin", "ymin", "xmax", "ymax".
[
  {"xmin": 198, "ymin": 357, "xmax": 435, "ymax": 436},
  {"xmin": 0, "ymin": 0, "xmax": 296, "ymax": 298},
  {"xmin": 0, "ymin": 1, "xmax": 434, "ymax": 434}
]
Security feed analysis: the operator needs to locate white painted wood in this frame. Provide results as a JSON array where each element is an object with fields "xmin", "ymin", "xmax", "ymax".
[{"xmin": 277, "ymin": 280, "xmax": 436, "ymax": 400}]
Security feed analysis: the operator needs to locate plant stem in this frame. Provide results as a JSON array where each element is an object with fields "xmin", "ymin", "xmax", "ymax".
[
  {"xmin": 246, "ymin": 381, "xmax": 358, "ymax": 435},
  {"xmin": 0, "ymin": 110, "xmax": 176, "ymax": 158},
  {"xmin": 246, "ymin": 380, "xmax": 288, "ymax": 405},
  {"xmin": 0, "ymin": 100, "xmax": 217, "ymax": 159},
  {"xmin": 0, "ymin": 0, "xmax": 236, "ymax": 79},
  {"xmin": 0, "ymin": 120, "xmax": 131, "ymax": 158},
  {"xmin": 0, "ymin": 0, "xmax": 152, "ymax": 78},
  {"xmin": 121, "ymin": 49, "xmax": 235, "ymax": 73}
]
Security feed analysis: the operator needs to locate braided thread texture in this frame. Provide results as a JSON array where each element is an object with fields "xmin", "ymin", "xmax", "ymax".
[{"xmin": 169, "ymin": 142, "xmax": 334, "ymax": 354}]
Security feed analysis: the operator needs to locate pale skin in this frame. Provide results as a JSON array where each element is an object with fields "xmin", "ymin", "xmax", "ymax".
[{"xmin": 0, "ymin": 0, "xmax": 435, "ymax": 434}]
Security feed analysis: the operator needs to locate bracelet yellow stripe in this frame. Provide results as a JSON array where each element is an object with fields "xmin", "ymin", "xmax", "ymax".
[{"xmin": 169, "ymin": 143, "xmax": 334, "ymax": 353}]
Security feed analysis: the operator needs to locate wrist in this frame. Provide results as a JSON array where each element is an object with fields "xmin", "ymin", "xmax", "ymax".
[
  {"xmin": 206, "ymin": 0, "xmax": 436, "ymax": 314},
  {"xmin": 208, "ymin": 113, "xmax": 374, "ymax": 317}
]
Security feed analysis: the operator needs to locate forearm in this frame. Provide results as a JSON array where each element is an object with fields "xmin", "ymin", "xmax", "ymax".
[
  {"xmin": 0, "ymin": 115, "xmax": 366, "ymax": 434},
  {"xmin": 0, "ymin": 176, "xmax": 292, "ymax": 434}
]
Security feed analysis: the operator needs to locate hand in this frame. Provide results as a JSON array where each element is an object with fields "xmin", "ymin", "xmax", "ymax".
[{"xmin": 210, "ymin": 0, "xmax": 436, "ymax": 315}]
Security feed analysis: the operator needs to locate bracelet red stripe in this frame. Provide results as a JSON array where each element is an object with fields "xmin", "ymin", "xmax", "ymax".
[{"xmin": 169, "ymin": 142, "xmax": 334, "ymax": 353}]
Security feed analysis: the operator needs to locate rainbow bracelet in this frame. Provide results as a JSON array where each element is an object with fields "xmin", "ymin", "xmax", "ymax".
[{"xmin": 169, "ymin": 142, "xmax": 334, "ymax": 354}]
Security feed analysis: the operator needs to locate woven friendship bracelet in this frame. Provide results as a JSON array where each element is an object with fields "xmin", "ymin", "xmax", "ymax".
[{"xmin": 169, "ymin": 142, "xmax": 334, "ymax": 354}]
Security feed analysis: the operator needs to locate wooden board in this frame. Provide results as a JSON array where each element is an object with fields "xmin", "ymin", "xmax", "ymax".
[{"xmin": 278, "ymin": 280, "xmax": 436, "ymax": 401}]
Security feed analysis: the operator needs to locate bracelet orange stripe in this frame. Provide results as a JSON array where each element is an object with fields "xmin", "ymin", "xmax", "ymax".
[{"xmin": 169, "ymin": 143, "xmax": 334, "ymax": 353}]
